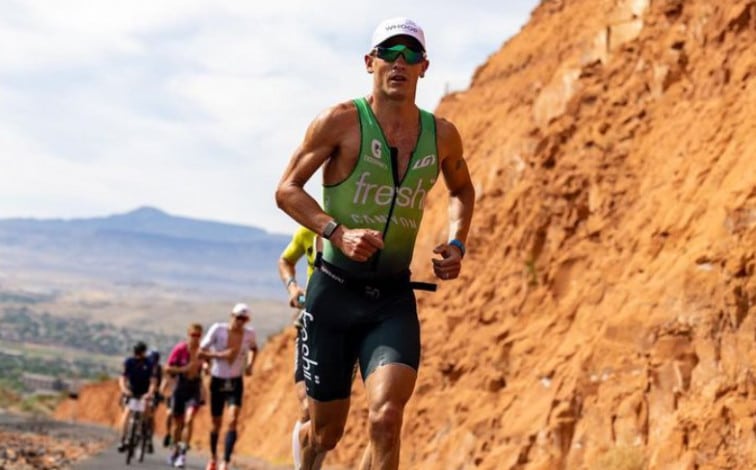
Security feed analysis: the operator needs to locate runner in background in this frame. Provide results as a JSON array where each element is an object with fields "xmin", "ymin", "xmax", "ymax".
[
  {"xmin": 164, "ymin": 323, "xmax": 206, "ymax": 469},
  {"xmin": 278, "ymin": 226, "xmax": 317, "ymax": 468},
  {"xmin": 200, "ymin": 304, "xmax": 259, "ymax": 470}
]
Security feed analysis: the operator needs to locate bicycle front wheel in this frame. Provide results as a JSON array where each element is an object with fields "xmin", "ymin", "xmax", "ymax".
[
  {"xmin": 125, "ymin": 412, "xmax": 139, "ymax": 465},
  {"xmin": 138, "ymin": 417, "xmax": 149, "ymax": 462}
]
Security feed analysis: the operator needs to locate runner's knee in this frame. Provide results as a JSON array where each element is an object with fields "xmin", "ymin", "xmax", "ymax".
[
  {"xmin": 368, "ymin": 402, "xmax": 404, "ymax": 445},
  {"xmin": 312, "ymin": 423, "xmax": 344, "ymax": 451}
]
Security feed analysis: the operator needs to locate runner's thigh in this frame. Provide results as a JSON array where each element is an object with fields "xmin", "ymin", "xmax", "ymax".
[
  {"xmin": 303, "ymin": 270, "xmax": 363, "ymax": 401},
  {"xmin": 359, "ymin": 292, "xmax": 420, "ymax": 379}
]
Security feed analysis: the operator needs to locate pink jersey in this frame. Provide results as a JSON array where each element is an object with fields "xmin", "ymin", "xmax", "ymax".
[{"xmin": 168, "ymin": 342, "xmax": 191, "ymax": 367}]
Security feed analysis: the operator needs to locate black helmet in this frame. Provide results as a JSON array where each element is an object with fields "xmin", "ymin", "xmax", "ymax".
[
  {"xmin": 133, "ymin": 341, "xmax": 148, "ymax": 355},
  {"xmin": 148, "ymin": 349, "xmax": 160, "ymax": 364}
]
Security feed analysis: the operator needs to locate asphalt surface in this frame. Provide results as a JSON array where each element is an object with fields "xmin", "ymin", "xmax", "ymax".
[
  {"xmin": 0, "ymin": 411, "xmax": 327, "ymax": 470},
  {"xmin": 73, "ymin": 436, "xmax": 295, "ymax": 470},
  {"xmin": 0, "ymin": 410, "xmax": 110, "ymax": 441},
  {"xmin": 74, "ymin": 441, "xmax": 209, "ymax": 469}
]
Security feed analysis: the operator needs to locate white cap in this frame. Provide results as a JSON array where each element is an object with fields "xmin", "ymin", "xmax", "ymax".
[
  {"xmin": 370, "ymin": 17, "xmax": 426, "ymax": 51},
  {"xmin": 231, "ymin": 303, "xmax": 250, "ymax": 317}
]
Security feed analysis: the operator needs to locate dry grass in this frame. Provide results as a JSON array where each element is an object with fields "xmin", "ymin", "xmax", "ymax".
[{"xmin": 590, "ymin": 446, "xmax": 647, "ymax": 470}]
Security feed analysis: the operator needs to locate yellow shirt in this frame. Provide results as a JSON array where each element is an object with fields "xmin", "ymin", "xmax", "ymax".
[{"xmin": 281, "ymin": 226, "xmax": 317, "ymax": 282}]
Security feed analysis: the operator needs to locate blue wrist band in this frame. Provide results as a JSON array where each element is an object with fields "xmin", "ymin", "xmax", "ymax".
[{"xmin": 449, "ymin": 239, "xmax": 466, "ymax": 258}]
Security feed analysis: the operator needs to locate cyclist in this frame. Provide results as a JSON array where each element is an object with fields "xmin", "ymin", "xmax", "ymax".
[
  {"xmin": 165, "ymin": 323, "xmax": 206, "ymax": 468},
  {"xmin": 117, "ymin": 341, "xmax": 158, "ymax": 453},
  {"xmin": 274, "ymin": 16, "xmax": 474, "ymax": 470}
]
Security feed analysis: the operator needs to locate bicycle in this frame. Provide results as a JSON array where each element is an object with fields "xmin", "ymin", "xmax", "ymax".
[{"xmin": 124, "ymin": 396, "xmax": 151, "ymax": 465}]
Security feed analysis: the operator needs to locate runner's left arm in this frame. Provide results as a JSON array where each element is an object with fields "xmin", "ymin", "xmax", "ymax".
[
  {"xmin": 432, "ymin": 119, "xmax": 475, "ymax": 280},
  {"xmin": 244, "ymin": 334, "xmax": 259, "ymax": 376},
  {"xmin": 159, "ymin": 374, "xmax": 174, "ymax": 395}
]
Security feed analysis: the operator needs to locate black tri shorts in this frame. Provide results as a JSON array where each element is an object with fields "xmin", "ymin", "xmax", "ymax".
[
  {"xmin": 170, "ymin": 377, "xmax": 202, "ymax": 417},
  {"xmin": 209, "ymin": 376, "xmax": 244, "ymax": 417},
  {"xmin": 301, "ymin": 268, "xmax": 421, "ymax": 402}
]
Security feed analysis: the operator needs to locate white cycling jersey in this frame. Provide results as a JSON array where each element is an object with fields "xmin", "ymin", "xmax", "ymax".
[{"xmin": 200, "ymin": 322, "xmax": 257, "ymax": 379}]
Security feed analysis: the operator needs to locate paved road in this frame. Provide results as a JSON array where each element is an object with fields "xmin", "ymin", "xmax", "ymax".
[
  {"xmin": 0, "ymin": 411, "xmax": 109, "ymax": 441},
  {"xmin": 74, "ymin": 439, "xmax": 295, "ymax": 470},
  {"xmin": 75, "ymin": 441, "xmax": 209, "ymax": 469},
  {"xmin": 0, "ymin": 412, "xmax": 345, "ymax": 470}
]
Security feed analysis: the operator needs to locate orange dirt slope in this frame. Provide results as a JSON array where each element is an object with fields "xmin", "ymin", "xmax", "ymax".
[{"xmin": 57, "ymin": 0, "xmax": 755, "ymax": 468}]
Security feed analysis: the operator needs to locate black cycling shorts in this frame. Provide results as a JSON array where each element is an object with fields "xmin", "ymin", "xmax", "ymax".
[
  {"xmin": 209, "ymin": 376, "xmax": 244, "ymax": 417},
  {"xmin": 171, "ymin": 378, "xmax": 202, "ymax": 417},
  {"xmin": 301, "ymin": 268, "xmax": 420, "ymax": 402}
]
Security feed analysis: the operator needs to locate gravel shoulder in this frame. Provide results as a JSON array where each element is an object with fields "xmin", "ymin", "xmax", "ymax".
[{"xmin": 0, "ymin": 410, "xmax": 114, "ymax": 469}]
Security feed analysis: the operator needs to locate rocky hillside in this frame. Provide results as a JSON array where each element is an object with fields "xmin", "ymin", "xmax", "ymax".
[{"xmin": 58, "ymin": 0, "xmax": 755, "ymax": 468}]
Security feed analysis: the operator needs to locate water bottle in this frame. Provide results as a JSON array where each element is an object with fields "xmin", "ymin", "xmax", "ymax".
[{"xmin": 297, "ymin": 294, "xmax": 306, "ymax": 308}]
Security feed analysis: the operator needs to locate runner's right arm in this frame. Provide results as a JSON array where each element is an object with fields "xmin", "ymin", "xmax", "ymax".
[
  {"xmin": 276, "ymin": 103, "xmax": 385, "ymax": 262},
  {"xmin": 199, "ymin": 323, "xmax": 230, "ymax": 360}
]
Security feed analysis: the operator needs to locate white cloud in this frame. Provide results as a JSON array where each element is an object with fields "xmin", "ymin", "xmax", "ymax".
[{"xmin": 0, "ymin": 0, "xmax": 539, "ymax": 233}]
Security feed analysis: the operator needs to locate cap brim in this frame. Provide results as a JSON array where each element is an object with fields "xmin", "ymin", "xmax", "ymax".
[{"xmin": 376, "ymin": 35, "xmax": 425, "ymax": 51}]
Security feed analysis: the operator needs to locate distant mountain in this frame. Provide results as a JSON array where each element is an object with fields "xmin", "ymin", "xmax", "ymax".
[{"xmin": 0, "ymin": 207, "xmax": 292, "ymax": 298}]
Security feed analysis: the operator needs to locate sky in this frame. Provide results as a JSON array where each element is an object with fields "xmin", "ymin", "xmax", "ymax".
[{"xmin": 0, "ymin": 0, "xmax": 540, "ymax": 235}]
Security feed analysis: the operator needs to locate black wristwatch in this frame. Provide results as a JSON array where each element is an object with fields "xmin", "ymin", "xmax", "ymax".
[{"xmin": 322, "ymin": 220, "xmax": 341, "ymax": 240}]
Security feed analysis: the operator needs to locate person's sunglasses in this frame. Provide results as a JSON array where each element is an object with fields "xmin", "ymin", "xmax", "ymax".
[
  {"xmin": 189, "ymin": 332, "xmax": 201, "ymax": 338},
  {"xmin": 373, "ymin": 44, "xmax": 425, "ymax": 65}
]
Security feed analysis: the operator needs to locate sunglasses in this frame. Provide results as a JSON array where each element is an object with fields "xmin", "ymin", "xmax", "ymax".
[
  {"xmin": 373, "ymin": 44, "xmax": 425, "ymax": 65},
  {"xmin": 234, "ymin": 315, "xmax": 249, "ymax": 322},
  {"xmin": 189, "ymin": 332, "xmax": 201, "ymax": 338}
]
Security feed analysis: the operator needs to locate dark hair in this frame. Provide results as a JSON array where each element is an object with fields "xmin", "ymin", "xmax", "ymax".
[{"xmin": 133, "ymin": 341, "xmax": 148, "ymax": 355}]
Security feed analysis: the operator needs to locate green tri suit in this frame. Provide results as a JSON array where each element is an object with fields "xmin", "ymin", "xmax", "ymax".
[
  {"xmin": 302, "ymin": 97, "xmax": 441, "ymax": 401},
  {"xmin": 322, "ymin": 96, "xmax": 439, "ymax": 276}
]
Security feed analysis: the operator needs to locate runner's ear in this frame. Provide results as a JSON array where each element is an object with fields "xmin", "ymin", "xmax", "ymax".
[
  {"xmin": 420, "ymin": 60, "xmax": 429, "ymax": 78},
  {"xmin": 365, "ymin": 54, "xmax": 375, "ymax": 74}
]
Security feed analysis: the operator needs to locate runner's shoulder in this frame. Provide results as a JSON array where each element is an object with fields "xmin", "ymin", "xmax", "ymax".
[
  {"xmin": 435, "ymin": 117, "xmax": 462, "ymax": 143},
  {"xmin": 169, "ymin": 341, "xmax": 188, "ymax": 357},
  {"xmin": 312, "ymin": 100, "xmax": 359, "ymax": 134},
  {"xmin": 435, "ymin": 117, "xmax": 463, "ymax": 161}
]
